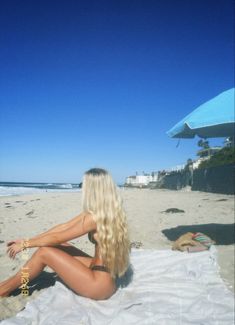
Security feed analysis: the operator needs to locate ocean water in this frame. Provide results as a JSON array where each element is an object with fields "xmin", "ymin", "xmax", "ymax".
[{"xmin": 0, "ymin": 182, "xmax": 82, "ymax": 197}]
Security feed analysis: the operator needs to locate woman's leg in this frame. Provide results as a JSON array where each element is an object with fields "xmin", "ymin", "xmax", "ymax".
[
  {"xmin": 0, "ymin": 246, "xmax": 109, "ymax": 299},
  {"xmin": 56, "ymin": 242, "xmax": 93, "ymax": 268},
  {"xmin": 0, "ymin": 243, "xmax": 93, "ymax": 295},
  {"xmin": 0, "ymin": 248, "xmax": 47, "ymax": 296}
]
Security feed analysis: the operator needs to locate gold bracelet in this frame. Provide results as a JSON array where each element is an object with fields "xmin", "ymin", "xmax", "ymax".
[{"xmin": 21, "ymin": 239, "xmax": 29, "ymax": 251}]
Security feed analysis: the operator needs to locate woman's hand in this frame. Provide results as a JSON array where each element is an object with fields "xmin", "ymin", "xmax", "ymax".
[
  {"xmin": 7, "ymin": 240, "xmax": 23, "ymax": 259},
  {"xmin": 7, "ymin": 239, "xmax": 23, "ymax": 247}
]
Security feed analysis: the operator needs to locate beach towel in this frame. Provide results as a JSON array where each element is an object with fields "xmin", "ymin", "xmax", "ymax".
[{"xmin": 2, "ymin": 246, "xmax": 234, "ymax": 325}]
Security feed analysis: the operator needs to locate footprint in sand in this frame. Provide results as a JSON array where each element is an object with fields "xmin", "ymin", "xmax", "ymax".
[
  {"xmin": 5, "ymin": 203, "xmax": 12, "ymax": 208},
  {"xmin": 26, "ymin": 210, "xmax": 34, "ymax": 216},
  {"xmin": 131, "ymin": 241, "xmax": 143, "ymax": 249}
]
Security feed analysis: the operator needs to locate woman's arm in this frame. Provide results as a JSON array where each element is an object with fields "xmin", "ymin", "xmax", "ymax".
[
  {"xmin": 28, "ymin": 212, "xmax": 87, "ymax": 241},
  {"xmin": 31, "ymin": 223, "xmax": 68, "ymax": 240},
  {"xmin": 7, "ymin": 212, "xmax": 90, "ymax": 258},
  {"xmin": 7, "ymin": 222, "xmax": 69, "ymax": 248},
  {"xmin": 25, "ymin": 212, "xmax": 96, "ymax": 248}
]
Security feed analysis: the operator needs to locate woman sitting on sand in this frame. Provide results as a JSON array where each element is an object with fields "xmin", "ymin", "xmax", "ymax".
[{"xmin": 0, "ymin": 168, "xmax": 131, "ymax": 299}]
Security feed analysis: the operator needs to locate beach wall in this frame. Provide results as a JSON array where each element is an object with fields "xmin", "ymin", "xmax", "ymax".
[
  {"xmin": 192, "ymin": 164, "xmax": 235, "ymax": 195},
  {"xmin": 156, "ymin": 170, "xmax": 192, "ymax": 190},
  {"xmin": 151, "ymin": 164, "xmax": 235, "ymax": 195}
]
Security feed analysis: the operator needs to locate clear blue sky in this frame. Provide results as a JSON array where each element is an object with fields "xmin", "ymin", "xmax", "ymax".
[{"xmin": 0, "ymin": 0, "xmax": 234, "ymax": 184}]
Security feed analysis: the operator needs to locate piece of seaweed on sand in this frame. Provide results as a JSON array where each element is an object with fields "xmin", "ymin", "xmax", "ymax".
[{"xmin": 161, "ymin": 208, "xmax": 185, "ymax": 213}]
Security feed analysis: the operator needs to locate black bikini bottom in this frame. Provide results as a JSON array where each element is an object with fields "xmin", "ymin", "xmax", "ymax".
[{"xmin": 90, "ymin": 265, "xmax": 110, "ymax": 273}]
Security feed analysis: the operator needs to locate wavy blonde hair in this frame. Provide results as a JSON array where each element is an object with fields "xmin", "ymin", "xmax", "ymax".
[{"xmin": 81, "ymin": 168, "xmax": 131, "ymax": 279}]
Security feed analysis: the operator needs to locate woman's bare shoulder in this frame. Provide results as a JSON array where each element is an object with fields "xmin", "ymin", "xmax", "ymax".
[
  {"xmin": 83, "ymin": 212, "xmax": 97, "ymax": 230},
  {"xmin": 64, "ymin": 211, "xmax": 96, "ymax": 232}
]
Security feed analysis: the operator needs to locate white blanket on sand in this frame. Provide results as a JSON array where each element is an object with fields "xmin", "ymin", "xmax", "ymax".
[{"xmin": 2, "ymin": 247, "xmax": 234, "ymax": 325}]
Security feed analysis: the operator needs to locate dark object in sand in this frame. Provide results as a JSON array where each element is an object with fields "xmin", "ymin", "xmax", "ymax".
[
  {"xmin": 5, "ymin": 205, "xmax": 12, "ymax": 208},
  {"xmin": 216, "ymin": 199, "xmax": 228, "ymax": 202},
  {"xmin": 0, "ymin": 240, "xmax": 4, "ymax": 243},
  {"xmin": 15, "ymin": 201, "xmax": 23, "ymax": 203},
  {"xmin": 162, "ymin": 208, "xmax": 185, "ymax": 214},
  {"xmin": 131, "ymin": 241, "xmax": 143, "ymax": 249},
  {"xmin": 162, "ymin": 223, "xmax": 235, "ymax": 245},
  {"xmin": 26, "ymin": 210, "xmax": 34, "ymax": 216}
]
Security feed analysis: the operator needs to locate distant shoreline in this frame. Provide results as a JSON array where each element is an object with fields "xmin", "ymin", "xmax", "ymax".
[{"xmin": 0, "ymin": 181, "xmax": 82, "ymax": 197}]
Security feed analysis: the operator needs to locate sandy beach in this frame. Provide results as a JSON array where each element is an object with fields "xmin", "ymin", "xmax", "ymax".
[{"xmin": 0, "ymin": 188, "xmax": 234, "ymax": 320}]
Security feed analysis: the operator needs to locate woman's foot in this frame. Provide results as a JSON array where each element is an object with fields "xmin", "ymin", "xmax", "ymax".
[
  {"xmin": 0, "ymin": 283, "xmax": 11, "ymax": 297},
  {"xmin": 0, "ymin": 290, "xmax": 10, "ymax": 297}
]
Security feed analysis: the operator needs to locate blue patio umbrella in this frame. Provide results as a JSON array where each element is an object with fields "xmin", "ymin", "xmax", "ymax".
[{"xmin": 167, "ymin": 88, "xmax": 235, "ymax": 138}]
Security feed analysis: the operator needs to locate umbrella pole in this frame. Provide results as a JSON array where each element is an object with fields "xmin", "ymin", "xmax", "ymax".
[{"xmin": 176, "ymin": 139, "xmax": 181, "ymax": 148}]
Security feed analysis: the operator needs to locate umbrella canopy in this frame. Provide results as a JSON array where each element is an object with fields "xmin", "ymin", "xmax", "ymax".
[{"xmin": 167, "ymin": 88, "xmax": 235, "ymax": 138}]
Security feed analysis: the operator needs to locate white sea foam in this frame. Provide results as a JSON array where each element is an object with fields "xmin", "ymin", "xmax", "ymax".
[
  {"xmin": 58, "ymin": 183, "xmax": 73, "ymax": 189},
  {"xmin": 0, "ymin": 186, "xmax": 81, "ymax": 197}
]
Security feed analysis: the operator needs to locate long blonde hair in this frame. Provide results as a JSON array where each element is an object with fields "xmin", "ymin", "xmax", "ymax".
[{"xmin": 82, "ymin": 168, "xmax": 131, "ymax": 279}]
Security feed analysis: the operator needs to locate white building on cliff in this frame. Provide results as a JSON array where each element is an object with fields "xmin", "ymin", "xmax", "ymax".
[{"xmin": 125, "ymin": 172, "xmax": 159, "ymax": 187}]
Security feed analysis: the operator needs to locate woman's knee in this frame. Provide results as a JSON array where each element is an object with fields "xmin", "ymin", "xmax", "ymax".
[{"xmin": 34, "ymin": 246, "xmax": 52, "ymax": 259}]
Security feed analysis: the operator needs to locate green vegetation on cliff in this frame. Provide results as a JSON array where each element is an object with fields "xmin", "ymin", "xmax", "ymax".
[{"xmin": 199, "ymin": 147, "xmax": 235, "ymax": 169}]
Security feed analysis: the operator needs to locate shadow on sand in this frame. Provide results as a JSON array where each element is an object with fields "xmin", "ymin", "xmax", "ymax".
[
  {"xmin": 10, "ymin": 271, "xmax": 62, "ymax": 296},
  {"xmin": 162, "ymin": 223, "xmax": 235, "ymax": 245}
]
